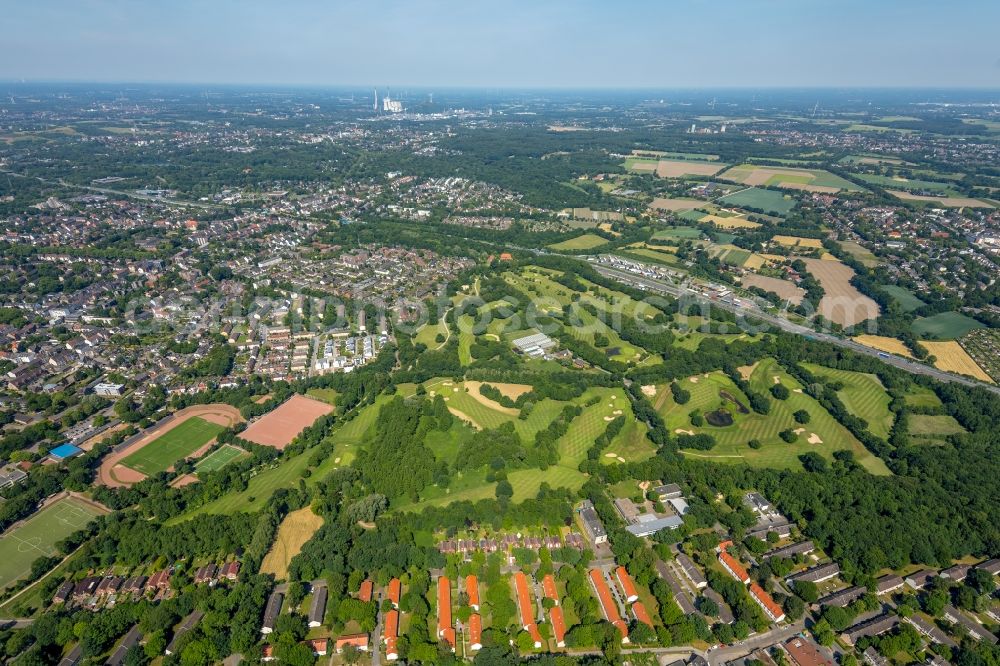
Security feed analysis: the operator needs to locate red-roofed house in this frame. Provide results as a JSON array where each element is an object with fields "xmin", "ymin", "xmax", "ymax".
[
  {"xmin": 615, "ymin": 566, "xmax": 639, "ymax": 604},
  {"xmin": 469, "ymin": 613, "xmax": 483, "ymax": 651},
  {"xmin": 438, "ymin": 577, "xmax": 454, "ymax": 650},
  {"xmin": 542, "ymin": 573, "xmax": 559, "ymax": 604},
  {"xmin": 387, "ymin": 578, "xmax": 401, "ymax": 608},
  {"xmin": 466, "ymin": 574, "xmax": 480, "ymax": 611},
  {"xmin": 335, "ymin": 634, "xmax": 369, "ymax": 653},
  {"xmin": 632, "ymin": 601, "xmax": 654, "ymax": 627},
  {"xmin": 719, "ymin": 551, "xmax": 751, "ymax": 584},
  {"xmin": 550, "ymin": 606, "xmax": 567, "ymax": 648},
  {"xmin": 589, "ymin": 569, "xmax": 629, "ymax": 644},
  {"xmin": 359, "ymin": 579, "xmax": 374, "ymax": 602},
  {"xmin": 305, "ymin": 638, "xmax": 329, "ymax": 656},
  {"xmin": 750, "ymin": 582, "xmax": 785, "ymax": 622},
  {"xmin": 383, "ymin": 608, "xmax": 399, "ymax": 660},
  {"xmin": 513, "ymin": 572, "xmax": 536, "ymax": 630}
]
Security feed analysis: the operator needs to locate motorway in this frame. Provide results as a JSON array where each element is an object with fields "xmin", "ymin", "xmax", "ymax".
[{"xmin": 593, "ymin": 263, "xmax": 1000, "ymax": 397}]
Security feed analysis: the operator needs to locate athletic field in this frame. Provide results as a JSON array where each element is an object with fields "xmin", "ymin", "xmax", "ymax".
[
  {"xmin": 194, "ymin": 444, "xmax": 250, "ymax": 474},
  {"xmin": 120, "ymin": 416, "xmax": 225, "ymax": 475},
  {"xmin": 0, "ymin": 496, "xmax": 106, "ymax": 589}
]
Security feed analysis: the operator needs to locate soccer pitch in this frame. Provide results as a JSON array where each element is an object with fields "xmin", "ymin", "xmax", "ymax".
[
  {"xmin": 121, "ymin": 416, "xmax": 225, "ymax": 475},
  {"xmin": 0, "ymin": 496, "xmax": 105, "ymax": 589},
  {"xmin": 195, "ymin": 444, "xmax": 250, "ymax": 474}
]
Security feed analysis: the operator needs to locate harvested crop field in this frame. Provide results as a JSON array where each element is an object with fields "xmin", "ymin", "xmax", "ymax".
[
  {"xmin": 655, "ymin": 159, "xmax": 726, "ymax": 178},
  {"xmin": 241, "ymin": 394, "xmax": 334, "ymax": 449},
  {"xmin": 772, "ymin": 235, "xmax": 824, "ymax": 249},
  {"xmin": 799, "ymin": 257, "xmax": 880, "ymax": 327},
  {"xmin": 920, "ymin": 341, "xmax": 993, "ymax": 383},
  {"xmin": 887, "ymin": 191, "xmax": 995, "ymax": 208},
  {"xmin": 649, "ymin": 198, "xmax": 704, "ymax": 211},
  {"xmin": 741, "ymin": 274, "xmax": 805, "ymax": 305},
  {"xmin": 853, "ymin": 335, "xmax": 913, "ymax": 357},
  {"xmin": 98, "ymin": 404, "xmax": 243, "ymax": 488},
  {"xmin": 259, "ymin": 507, "xmax": 325, "ymax": 579},
  {"xmin": 838, "ymin": 240, "xmax": 879, "ymax": 267}
]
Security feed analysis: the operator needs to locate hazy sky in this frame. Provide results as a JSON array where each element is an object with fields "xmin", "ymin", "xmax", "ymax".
[{"xmin": 3, "ymin": 0, "xmax": 999, "ymax": 87}]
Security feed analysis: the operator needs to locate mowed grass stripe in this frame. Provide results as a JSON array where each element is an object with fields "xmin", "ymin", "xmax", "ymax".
[
  {"xmin": 121, "ymin": 416, "xmax": 225, "ymax": 475},
  {"xmin": 195, "ymin": 444, "xmax": 250, "ymax": 474},
  {"xmin": 801, "ymin": 363, "xmax": 895, "ymax": 439},
  {"xmin": 0, "ymin": 497, "xmax": 105, "ymax": 589}
]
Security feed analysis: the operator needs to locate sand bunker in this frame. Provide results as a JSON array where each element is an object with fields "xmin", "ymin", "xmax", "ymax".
[
  {"xmin": 605, "ymin": 452, "xmax": 618, "ymax": 458},
  {"xmin": 641, "ymin": 385, "xmax": 657, "ymax": 397},
  {"xmin": 807, "ymin": 433, "xmax": 823, "ymax": 444},
  {"xmin": 689, "ymin": 376, "xmax": 700, "ymax": 384},
  {"xmin": 675, "ymin": 428, "xmax": 695, "ymax": 435},
  {"xmin": 793, "ymin": 427, "xmax": 806, "ymax": 434}
]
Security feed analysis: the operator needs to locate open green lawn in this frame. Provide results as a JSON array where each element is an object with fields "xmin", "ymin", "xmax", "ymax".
[
  {"xmin": 903, "ymin": 386, "xmax": 942, "ymax": 409},
  {"xmin": 801, "ymin": 364, "xmax": 895, "ymax": 439},
  {"xmin": 305, "ymin": 387, "xmax": 338, "ymax": 406},
  {"xmin": 718, "ymin": 188, "xmax": 796, "ymax": 215},
  {"xmin": 120, "ymin": 416, "xmax": 224, "ymax": 475},
  {"xmin": 912, "ymin": 312, "xmax": 984, "ymax": 339},
  {"xmin": 656, "ymin": 360, "xmax": 890, "ymax": 474},
  {"xmin": 881, "ymin": 285, "xmax": 925, "ymax": 312},
  {"xmin": 908, "ymin": 414, "xmax": 966, "ymax": 443},
  {"xmin": 547, "ymin": 233, "xmax": 609, "ymax": 251},
  {"xmin": 414, "ymin": 317, "xmax": 450, "ymax": 348},
  {"xmin": 194, "ymin": 444, "xmax": 250, "ymax": 474},
  {"xmin": 0, "ymin": 497, "xmax": 105, "ymax": 590}
]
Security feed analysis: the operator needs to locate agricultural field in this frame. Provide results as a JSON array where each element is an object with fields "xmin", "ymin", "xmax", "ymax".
[
  {"xmin": 652, "ymin": 227, "xmax": 705, "ymax": 240},
  {"xmin": 912, "ymin": 311, "xmax": 984, "ymax": 339},
  {"xmin": 649, "ymin": 197, "xmax": 705, "ymax": 212},
  {"xmin": 772, "ymin": 235, "xmax": 824, "ymax": 249},
  {"xmin": 624, "ymin": 156, "xmax": 726, "ymax": 178},
  {"xmin": 259, "ymin": 507, "xmax": 325, "ymax": 579},
  {"xmin": 0, "ymin": 496, "xmax": 108, "ymax": 589},
  {"xmin": 837, "ymin": 240, "xmax": 879, "ymax": 267},
  {"xmin": 853, "ymin": 335, "xmax": 913, "ymax": 358},
  {"xmin": 920, "ymin": 341, "xmax": 993, "ymax": 383},
  {"xmin": 854, "ymin": 173, "xmax": 959, "ymax": 195},
  {"xmin": 717, "ymin": 188, "xmax": 797, "ymax": 215},
  {"xmin": 119, "ymin": 416, "xmax": 225, "ymax": 476},
  {"xmin": 881, "ymin": 285, "xmax": 925, "ymax": 312},
  {"xmin": 798, "ymin": 257, "xmax": 880, "ymax": 327},
  {"xmin": 718, "ymin": 164, "xmax": 863, "ymax": 192},
  {"xmin": 740, "ymin": 274, "xmax": 805, "ymax": 305},
  {"xmin": 886, "ymin": 191, "xmax": 996, "ymax": 208},
  {"xmin": 194, "ymin": 444, "xmax": 251, "ymax": 474},
  {"xmin": 801, "ymin": 364, "xmax": 895, "ymax": 439},
  {"xmin": 547, "ymin": 233, "xmax": 609, "ymax": 251},
  {"xmin": 652, "ymin": 360, "xmax": 889, "ymax": 474}
]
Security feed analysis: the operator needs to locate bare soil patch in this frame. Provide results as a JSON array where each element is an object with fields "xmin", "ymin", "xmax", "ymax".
[
  {"xmin": 650, "ymin": 198, "xmax": 704, "ymax": 211},
  {"xmin": 799, "ymin": 257, "xmax": 880, "ymax": 327},
  {"xmin": 741, "ymin": 274, "xmax": 805, "ymax": 305},
  {"xmin": 241, "ymin": 394, "xmax": 333, "ymax": 449},
  {"xmin": 656, "ymin": 160, "xmax": 725, "ymax": 178}
]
